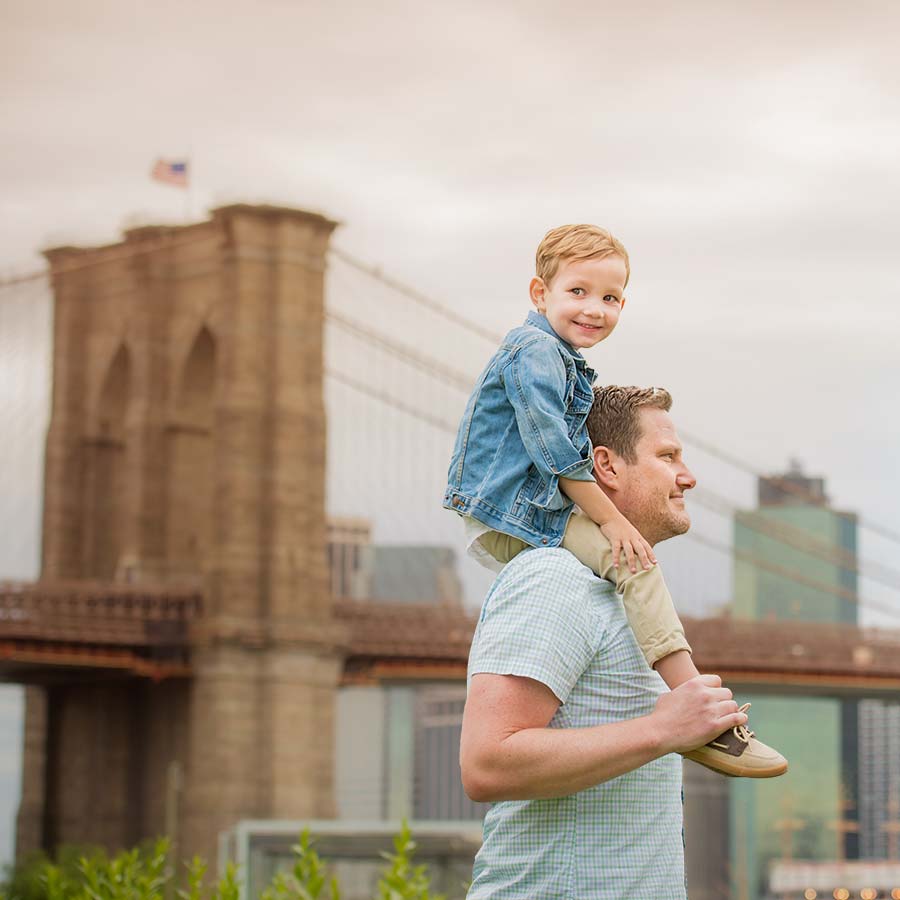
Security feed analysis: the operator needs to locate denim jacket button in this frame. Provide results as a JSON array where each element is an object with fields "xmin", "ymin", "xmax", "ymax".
[{"xmin": 541, "ymin": 538, "xmax": 548, "ymax": 545}]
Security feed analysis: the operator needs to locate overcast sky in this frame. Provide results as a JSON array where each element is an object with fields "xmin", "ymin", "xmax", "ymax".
[
  {"xmin": 2, "ymin": 0, "xmax": 900, "ymax": 868},
  {"xmin": 3, "ymin": 0, "xmax": 899, "ymax": 518}
]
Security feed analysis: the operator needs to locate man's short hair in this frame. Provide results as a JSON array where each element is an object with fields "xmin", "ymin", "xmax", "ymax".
[
  {"xmin": 535, "ymin": 224, "xmax": 630, "ymax": 287},
  {"xmin": 587, "ymin": 385, "xmax": 672, "ymax": 463}
]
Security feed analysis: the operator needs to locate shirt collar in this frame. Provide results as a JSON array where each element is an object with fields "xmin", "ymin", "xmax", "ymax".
[{"xmin": 524, "ymin": 310, "xmax": 590, "ymax": 370}]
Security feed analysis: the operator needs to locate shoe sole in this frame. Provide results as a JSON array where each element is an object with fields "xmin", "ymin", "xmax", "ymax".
[{"xmin": 682, "ymin": 753, "xmax": 788, "ymax": 779}]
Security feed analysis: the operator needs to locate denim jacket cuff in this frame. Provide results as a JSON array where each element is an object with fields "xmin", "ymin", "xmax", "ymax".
[
  {"xmin": 556, "ymin": 456, "xmax": 595, "ymax": 481},
  {"xmin": 530, "ymin": 457, "xmax": 594, "ymax": 511}
]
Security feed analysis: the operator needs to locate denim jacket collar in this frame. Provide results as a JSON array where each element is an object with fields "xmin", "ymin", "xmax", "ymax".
[{"xmin": 524, "ymin": 310, "xmax": 592, "ymax": 373}]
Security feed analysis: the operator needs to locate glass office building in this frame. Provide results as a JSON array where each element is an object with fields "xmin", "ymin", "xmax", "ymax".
[{"xmin": 730, "ymin": 463, "xmax": 859, "ymax": 900}]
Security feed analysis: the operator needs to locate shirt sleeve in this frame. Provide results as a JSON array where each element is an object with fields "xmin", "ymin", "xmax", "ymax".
[
  {"xmin": 468, "ymin": 550, "xmax": 599, "ymax": 704},
  {"xmin": 502, "ymin": 339, "xmax": 595, "ymax": 508}
]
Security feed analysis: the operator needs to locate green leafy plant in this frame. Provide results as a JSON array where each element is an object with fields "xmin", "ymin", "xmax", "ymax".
[
  {"xmin": 375, "ymin": 822, "xmax": 444, "ymax": 900},
  {"xmin": 1, "ymin": 826, "xmax": 444, "ymax": 900},
  {"xmin": 177, "ymin": 857, "xmax": 208, "ymax": 900},
  {"xmin": 80, "ymin": 839, "xmax": 170, "ymax": 900},
  {"xmin": 1, "ymin": 846, "xmax": 89, "ymax": 900},
  {"xmin": 260, "ymin": 830, "xmax": 339, "ymax": 900}
]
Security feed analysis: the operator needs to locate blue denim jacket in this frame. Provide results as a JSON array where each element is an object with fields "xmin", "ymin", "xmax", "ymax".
[{"xmin": 443, "ymin": 310, "xmax": 597, "ymax": 548}]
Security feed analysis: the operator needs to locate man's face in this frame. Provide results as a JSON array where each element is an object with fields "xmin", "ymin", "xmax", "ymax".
[{"xmin": 608, "ymin": 407, "xmax": 696, "ymax": 546}]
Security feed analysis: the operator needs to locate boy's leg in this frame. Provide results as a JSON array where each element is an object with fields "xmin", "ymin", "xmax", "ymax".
[
  {"xmin": 477, "ymin": 530, "xmax": 531, "ymax": 566},
  {"xmin": 562, "ymin": 510, "xmax": 694, "ymax": 676},
  {"xmin": 562, "ymin": 511, "xmax": 787, "ymax": 778},
  {"xmin": 653, "ymin": 650, "xmax": 697, "ymax": 689}
]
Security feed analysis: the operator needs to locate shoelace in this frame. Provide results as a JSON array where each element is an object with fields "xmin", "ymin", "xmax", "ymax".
[{"xmin": 732, "ymin": 702, "xmax": 755, "ymax": 744}]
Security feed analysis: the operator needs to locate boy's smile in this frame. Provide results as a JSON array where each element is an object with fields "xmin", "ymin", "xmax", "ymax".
[{"xmin": 529, "ymin": 255, "xmax": 627, "ymax": 350}]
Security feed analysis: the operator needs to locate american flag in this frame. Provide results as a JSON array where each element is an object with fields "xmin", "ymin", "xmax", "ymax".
[{"xmin": 150, "ymin": 158, "xmax": 189, "ymax": 188}]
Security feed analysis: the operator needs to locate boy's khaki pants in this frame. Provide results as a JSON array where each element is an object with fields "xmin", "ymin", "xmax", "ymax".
[{"xmin": 478, "ymin": 510, "xmax": 691, "ymax": 668}]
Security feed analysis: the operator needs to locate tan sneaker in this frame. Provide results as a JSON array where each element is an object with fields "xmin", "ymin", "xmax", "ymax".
[{"xmin": 682, "ymin": 703, "xmax": 788, "ymax": 778}]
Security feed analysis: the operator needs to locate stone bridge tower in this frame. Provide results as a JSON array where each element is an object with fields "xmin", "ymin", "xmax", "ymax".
[{"xmin": 16, "ymin": 205, "xmax": 345, "ymax": 862}]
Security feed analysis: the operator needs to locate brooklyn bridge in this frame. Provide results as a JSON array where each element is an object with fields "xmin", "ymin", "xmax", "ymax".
[{"xmin": 1, "ymin": 204, "xmax": 899, "ymax": 900}]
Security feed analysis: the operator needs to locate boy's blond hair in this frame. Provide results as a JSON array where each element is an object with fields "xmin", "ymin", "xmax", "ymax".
[{"xmin": 536, "ymin": 224, "xmax": 630, "ymax": 287}]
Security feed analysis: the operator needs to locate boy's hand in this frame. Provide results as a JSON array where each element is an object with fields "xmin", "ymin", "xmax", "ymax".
[
  {"xmin": 599, "ymin": 513, "xmax": 657, "ymax": 573},
  {"xmin": 558, "ymin": 478, "xmax": 657, "ymax": 573}
]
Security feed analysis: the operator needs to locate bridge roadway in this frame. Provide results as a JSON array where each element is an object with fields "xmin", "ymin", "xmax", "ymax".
[
  {"xmin": 2, "ymin": 581, "xmax": 900, "ymax": 698},
  {"xmin": 0, "ymin": 580, "xmax": 201, "ymax": 681}
]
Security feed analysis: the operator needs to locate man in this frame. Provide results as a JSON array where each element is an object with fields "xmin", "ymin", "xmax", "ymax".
[{"xmin": 459, "ymin": 385, "xmax": 747, "ymax": 899}]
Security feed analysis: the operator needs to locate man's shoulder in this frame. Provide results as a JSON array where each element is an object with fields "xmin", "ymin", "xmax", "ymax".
[
  {"xmin": 494, "ymin": 547, "xmax": 616, "ymax": 600},
  {"xmin": 501, "ymin": 545, "xmax": 588, "ymax": 575},
  {"xmin": 471, "ymin": 548, "xmax": 614, "ymax": 703}
]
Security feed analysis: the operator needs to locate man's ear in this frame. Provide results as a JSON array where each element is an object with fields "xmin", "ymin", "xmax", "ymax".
[
  {"xmin": 592, "ymin": 445, "xmax": 619, "ymax": 490},
  {"xmin": 529, "ymin": 277, "xmax": 547, "ymax": 313}
]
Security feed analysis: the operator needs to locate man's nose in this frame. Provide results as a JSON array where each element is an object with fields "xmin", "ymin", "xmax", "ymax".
[{"xmin": 677, "ymin": 466, "xmax": 697, "ymax": 490}]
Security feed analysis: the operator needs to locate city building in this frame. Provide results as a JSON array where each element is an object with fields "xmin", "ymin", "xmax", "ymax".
[
  {"xmin": 730, "ymin": 462, "xmax": 860, "ymax": 900},
  {"xmin": 858, "ymin": 699, "xmax": 900, "ymax": 860},
  {"xmin": 328, "ymin": 517, "xmax": 463, "ymax": 606}
]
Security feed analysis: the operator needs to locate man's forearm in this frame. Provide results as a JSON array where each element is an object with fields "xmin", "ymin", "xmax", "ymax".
[
  {"xmin": 462, "ymin": 715, "xmax": 666, "ymax": 802},
  {"xmin": 461, "ymin": 673, "xmax": 745, "ymax": 803}
]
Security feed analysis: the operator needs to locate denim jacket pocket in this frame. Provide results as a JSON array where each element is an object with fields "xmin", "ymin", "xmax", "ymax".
[
  {"xmin": 564, "ymin": 385, "xmax": 594, "ymax": 433},
  {"xmin": 519, "ymin": 468, "xmax": 572, "ymax": 510},
  {"xmin": 526, "ymin": 484, "xmax": 570, "ymax": 511},
  {"xmin": 512, "ymin": 468, "xmax": 543, "ymax": 521}
]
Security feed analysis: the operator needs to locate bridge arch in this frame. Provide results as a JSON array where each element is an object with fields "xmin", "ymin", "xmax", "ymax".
[
  {"xmin": 175, "ymin": 325, "xmax": 216, "ymax": 428},
  {"xmin": 166, "ymin": 325, "xmax": 217, "ymax": 583},
  {"xmin": 97, "ymin": 343, "xmax": 131, "ymax": 436},
  {"xmin": 85, "ymin": 343, "xmax": 132, "ymax": 578}
]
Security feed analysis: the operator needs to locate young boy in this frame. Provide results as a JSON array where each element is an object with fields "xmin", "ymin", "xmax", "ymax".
[{"xmin": 444, "ymin": 224, "xmax": 787, "ymax": 778}]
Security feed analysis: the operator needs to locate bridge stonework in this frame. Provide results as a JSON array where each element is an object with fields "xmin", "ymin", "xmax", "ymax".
[{"xmin": 16, "ymin": 204, "xmax": 345, "ymax": 862}]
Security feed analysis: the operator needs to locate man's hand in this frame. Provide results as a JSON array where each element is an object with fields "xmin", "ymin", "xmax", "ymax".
[
  {"xmin": 650, "ymin": 674, "xmax": 747, "ymax": 753},
  {"xmin": 599, "ymin": 512, "xmax": 657, "ymax": 574}
]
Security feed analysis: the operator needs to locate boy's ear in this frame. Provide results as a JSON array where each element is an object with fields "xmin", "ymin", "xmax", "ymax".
[
  {"xmin": 620, "ymin": 296, "xmax": 626, "ymax": 310},
  {"xmin": 592, "ymin": 446, "xmax": 619, "ymax": 490},
  {"xmin": 529, "ymin": 277, "xmax": 547, "ymax": 313}
]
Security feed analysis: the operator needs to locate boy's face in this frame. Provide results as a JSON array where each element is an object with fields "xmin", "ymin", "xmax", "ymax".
[{"xmin": 529, "ymin": 254, "xmax": 627, "ymax": 350}]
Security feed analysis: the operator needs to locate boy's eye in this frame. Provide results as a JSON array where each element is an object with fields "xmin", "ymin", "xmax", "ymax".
[
  {"xmin": 570, "ymin": 287, "xmax": 585, "ymax": 296},
  {"xmin": 604, "ymin": 295, "xmax": 621, "ymax": 304}
]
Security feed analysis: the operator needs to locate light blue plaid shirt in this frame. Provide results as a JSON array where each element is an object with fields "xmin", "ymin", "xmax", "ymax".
[{"xmin": 467, "ymin": 549, "xmax": 686, "ymax": 900}]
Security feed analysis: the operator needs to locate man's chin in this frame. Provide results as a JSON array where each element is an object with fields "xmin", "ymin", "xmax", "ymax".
[{"xmin": 663, "ymin": 512, "xmax": 691, "ymax": 539}]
